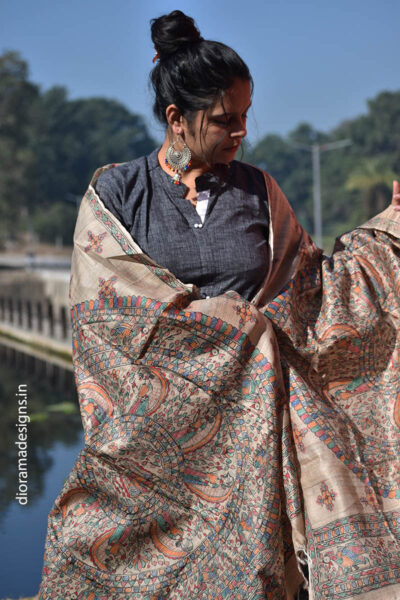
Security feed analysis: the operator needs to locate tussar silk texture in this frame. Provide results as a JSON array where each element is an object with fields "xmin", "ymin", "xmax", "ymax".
[{"xmin": 38, "ymin": 166, "xmax": 400, "ymax": 600}]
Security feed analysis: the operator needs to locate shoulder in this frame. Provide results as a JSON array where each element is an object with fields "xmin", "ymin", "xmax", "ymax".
[
  {"xmin": 230, "ymin": 160, "xmax": 284, "ymax": 196},
  {"xmin": 90, "ymin": 148, "xmax": 159, "ymax": 225},
  {"xmin": 93, "ymin": 150, "xmax": 158, "ymax": 196},
  {"xmin": 229, "ymin": 159, "xmax": 270, "ymax": 197}
]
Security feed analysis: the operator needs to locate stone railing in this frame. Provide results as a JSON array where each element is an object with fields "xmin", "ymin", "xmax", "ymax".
[{"xmin": 0, "ymin": 269, "xmax": 72, "ymax": 356}]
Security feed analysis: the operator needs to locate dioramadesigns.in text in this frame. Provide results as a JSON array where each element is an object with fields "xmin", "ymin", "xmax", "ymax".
[{"xmin": 15, "ymin": 383, "xmax": 29, "ymax": 505}]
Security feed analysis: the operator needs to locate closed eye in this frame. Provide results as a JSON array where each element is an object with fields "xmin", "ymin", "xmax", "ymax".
[
  {"xmin": 213, "ymin": 114, "xmax": 248, "ymax": 126},
  {"xmin": 213, "ymin": 118, "xmax": 230, "ymax": 126}
]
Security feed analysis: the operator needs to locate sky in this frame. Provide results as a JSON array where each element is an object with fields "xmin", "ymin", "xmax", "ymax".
[{"xmin": 1, "ymin": 0, "xmax": 400, "ymax": 146}]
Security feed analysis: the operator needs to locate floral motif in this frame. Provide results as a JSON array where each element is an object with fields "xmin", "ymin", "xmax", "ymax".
[
  {"xmin": 316, "ymin": 481, "xmax": 337, "ymax": 511},
  {"xmin": 84, "ymin": 230, "xmax": 108, "ymax": 254},
  {"xmin": 360, "ymin": 484, "xmax": 380, "ymax": 510},
  {"xmin": 292, "ymin": 426, "xmax": 308, "ymax": 452},
  {"xmin": 98, "ymin": 276, "xmax": 118, "ymax": 300},
  {"xmin": 233, "ymin": 302, "xmax": 258, "ymax": 329}
]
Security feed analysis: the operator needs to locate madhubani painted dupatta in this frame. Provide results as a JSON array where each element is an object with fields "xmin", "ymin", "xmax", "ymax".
[{"xmin": 38, "ymin": 165, "xmax": 400, "ymax": 600}]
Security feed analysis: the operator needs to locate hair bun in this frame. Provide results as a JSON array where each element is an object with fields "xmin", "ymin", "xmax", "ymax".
[{"xmin": 151, "ymin": 10, "xmax": 203, "ymax": 59}]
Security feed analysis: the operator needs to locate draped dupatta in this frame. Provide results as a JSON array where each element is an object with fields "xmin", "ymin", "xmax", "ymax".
[{"xmin": 38, "ymin": 165, "xmax": 400, "ymax": 600}]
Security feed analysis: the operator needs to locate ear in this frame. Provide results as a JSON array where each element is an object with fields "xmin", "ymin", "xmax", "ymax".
[{"xmin": 165, "ymin": 104, "xmax": 184, "ymax": 135}]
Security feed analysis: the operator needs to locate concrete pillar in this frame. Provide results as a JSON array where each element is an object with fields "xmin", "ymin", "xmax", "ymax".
[
  {"xmin": 17, "ymin": 299, "xmax": 23, "ymax": 327},
  {"xmin": 26, "ymin": 300, "xmax": 33, "ymax": 330},
  {"xmin": 42, "ymin": 301, "xmax": 54, "ymax": 338},
  {"xmin": 7, "ymin": 297, "xmax": 14, "ymax": 324},
  {"xmin": 35, "ymin": 301, "xmax": 43, "ymax": 333},
  {"xmin": 53, "ymin": 304, "xmax": 63, "ymax": 341},
  {"xmin": 60, "ymin": 306, "xmax": 66, "ymax": 339}
]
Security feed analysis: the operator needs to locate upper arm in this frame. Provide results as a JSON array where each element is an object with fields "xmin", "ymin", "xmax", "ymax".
[{"xmin": 93, "ymin": 168, "xmax": 125, "ymax": 224}]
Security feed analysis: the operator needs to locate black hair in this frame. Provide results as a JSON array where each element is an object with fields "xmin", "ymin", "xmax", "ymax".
[{"xmin": 150, "ymin": 10, "xmax": 253, "ymax": 127}]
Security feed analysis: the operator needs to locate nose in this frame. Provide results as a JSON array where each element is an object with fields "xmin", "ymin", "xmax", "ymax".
[
  {"xmin": 230, "ymin": 128, "xmax": 246, "ymax": 140},
  {"xmin": 230, "ymin": 120, "xmax": 247, "ymax": 140}
]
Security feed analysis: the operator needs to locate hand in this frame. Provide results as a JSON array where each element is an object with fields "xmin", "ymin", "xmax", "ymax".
[{"xmin": 393, "ymin": 180, "xmax": 400, "ymax": 211}]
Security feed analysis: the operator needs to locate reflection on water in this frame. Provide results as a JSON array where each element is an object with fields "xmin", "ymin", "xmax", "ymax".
[{"xmin": 0, "ymin": 342, "xmax": 84, "ymax": 598}]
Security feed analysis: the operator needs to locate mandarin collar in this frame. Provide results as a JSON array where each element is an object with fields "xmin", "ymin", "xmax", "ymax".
[{"xmin": 148, "ymin": 147, "xmax": 232, "ymax": 197}]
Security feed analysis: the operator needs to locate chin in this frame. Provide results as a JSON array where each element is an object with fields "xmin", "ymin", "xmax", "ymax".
[{"xmin": 219, "ymin": 150, "xmax": 238, "ymax": 163}]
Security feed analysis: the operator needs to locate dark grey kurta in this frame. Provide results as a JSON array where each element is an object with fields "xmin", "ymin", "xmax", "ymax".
[{"xmin": 93, "ymin": 148, "xmax": 270, "ymax": 301}]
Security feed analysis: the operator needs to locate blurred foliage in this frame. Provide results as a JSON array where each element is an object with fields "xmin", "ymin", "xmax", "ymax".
[
  {"xmin": 345, "ymin": 157, "xmax": 397, "ymax": 217},
  {"xmin": 0, "ymin": 50, "xmax": 399, "ymax": 251},
  {"xmin": 0, "ymin": 51, "xmax": 39, "ymax": 244},
  {"xmin": 0, "ymin": 51, "xmax": 157, "ymax": 247},
  {"xmin": 246, "ymin": 92, "xmax": 400, "ymax": 249},
  {"xmin": 32, "ymin": 201, "xmax": 77, "ymax": 246}
]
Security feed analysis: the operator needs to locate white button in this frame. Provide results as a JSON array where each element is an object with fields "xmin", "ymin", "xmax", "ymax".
[
  {"xmin": 198, "ymin": 223, "xmax": 203, "ymax": 228},
  {"xmin": 206, "ymin": 295, "xmax": 210, "ymax": 299}
]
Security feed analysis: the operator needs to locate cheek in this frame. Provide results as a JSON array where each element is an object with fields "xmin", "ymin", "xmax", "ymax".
[
  {"xmin": 185, "ymin": 134, "xmax": 201, "ymax": 155},
  {"xmin": 206, "ymin": 129, "xmax": 229, "ymax": 148}
]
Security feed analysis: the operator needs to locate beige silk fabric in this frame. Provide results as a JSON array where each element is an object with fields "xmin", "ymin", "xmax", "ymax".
[{"xmin": 38, "ymin": 166, "xmax": 400, "ymax": 600}]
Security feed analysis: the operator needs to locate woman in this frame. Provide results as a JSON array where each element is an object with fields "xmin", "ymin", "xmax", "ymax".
[{"xmin": 38, "ymin": 10, "xmax": 400, "ymax": 600}]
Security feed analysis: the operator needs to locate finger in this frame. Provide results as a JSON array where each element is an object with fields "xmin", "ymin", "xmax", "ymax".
[{"xmin": 392, "ymin": 180, "xmax": 400, "ymax": 210}]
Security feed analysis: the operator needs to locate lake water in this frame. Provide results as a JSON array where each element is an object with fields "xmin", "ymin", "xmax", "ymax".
[{"xmin": 0, "ymin": 343, "xmax": 85, "ymax": 599}]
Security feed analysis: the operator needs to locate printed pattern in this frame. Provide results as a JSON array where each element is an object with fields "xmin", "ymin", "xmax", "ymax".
[
  {"xmin": 292, "ymin": 426, "xmax": 308, "ymax": 452},
  {"xmin": 38, "ymin": 171, "xmax": 400, "ymax": 599},
  {"xmin": 270, "ymin": 224, "xmax": 400, "ymax": 598},
  {"xmin": 98, "ymin": 276, "xmax": 118, "ymax": 300},
  {"xmin": 306, "ymin": 512, "xmax": 400, "ymax": 599},
  {"xmin": 232, "ymin": 302, "xmax": 258, "ymax": 329},
  {"xmin": 84, "ymin": 230, "xmax": 108, "ymax": 253},
  {"xmin": 39, "ymin": 297, "xmax": 285, "ymax": 599},
  {"xmin": 316, "ymin": 482, "xmax": 337, "ymax": 512}
]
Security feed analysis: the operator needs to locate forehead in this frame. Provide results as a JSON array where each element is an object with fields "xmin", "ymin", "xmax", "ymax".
[{"xmin": 211, "ymin": 78, "xmax": 251, "ymax": 113}]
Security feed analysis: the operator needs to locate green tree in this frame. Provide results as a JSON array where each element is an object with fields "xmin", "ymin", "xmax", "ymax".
[
  {"xmin": 28, "ymin": 87, "xmax": 157, "ymax": 244},
  {"xmin": 345, "ymin": 157, "xmax": 397, "ymax": 218},
  {"xmin": 32, "ymin": 201, "xmax": 78, "ymax": 246},
  {"xmin": 248, "ymin": 123, "xmax": 330, "ymax": 231},
  {"xmin": 0, "ymin": 51, "xmax": 39, "ymax": 246},
  {"xmin": 336, "ymin": 91, "xmax": 400, "ymax": 161},
  {"xmin": 1, "ymin": 50, "xmax": 399, "ymax": 250},
  {"xmin": 249, "ymin": 93, "xmax": 400, "ymax": 248}
]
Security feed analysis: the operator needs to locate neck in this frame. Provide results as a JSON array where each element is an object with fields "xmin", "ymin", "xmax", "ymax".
[{"xmin": 158, "ymin": 139, "xmax": 211, "ymax": 183}]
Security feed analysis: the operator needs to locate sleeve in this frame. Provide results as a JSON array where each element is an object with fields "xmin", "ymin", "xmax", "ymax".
[
  {"xmin": 93, "ymin": 168, "xmax": 126, "ymax": 225},
  {"xmin": 91, "ymin": 158, "xmax": 148, "ymax": 233}
]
